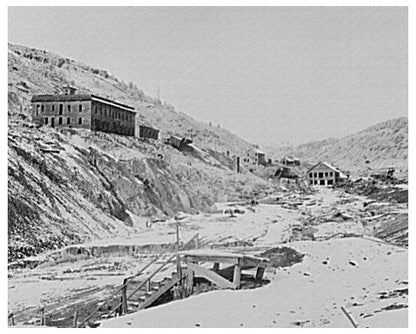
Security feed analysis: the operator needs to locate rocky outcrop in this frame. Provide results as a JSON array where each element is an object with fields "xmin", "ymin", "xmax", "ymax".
[{"xmin": 8, "ymin": 124, "xmax": 274, "ymax": 261}]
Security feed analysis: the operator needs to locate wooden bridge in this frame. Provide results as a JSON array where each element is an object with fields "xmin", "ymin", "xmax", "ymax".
[{"xmin": 9, "ymin": 233, "xmax": 270, "ymax": 328}]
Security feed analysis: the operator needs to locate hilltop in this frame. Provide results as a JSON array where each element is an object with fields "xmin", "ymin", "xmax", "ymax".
[{"xmin": 268, "ymin": 117, "xmax": 408, "ymax": 177}]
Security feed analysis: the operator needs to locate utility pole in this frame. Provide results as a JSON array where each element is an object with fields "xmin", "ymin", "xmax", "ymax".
[
  {"xmin": 175, "ymin": 219, "xmax": 183, "ymax": 298},
  {"xmin": 175, "ymin": 221, "xmax": 181, "ymax": 276}
]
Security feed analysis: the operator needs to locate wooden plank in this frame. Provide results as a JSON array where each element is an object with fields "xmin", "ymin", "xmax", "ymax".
[
  {"xmin": 341, "ymin": 306, "xmax": 358, "ymax": 328},
  {"xmin": 188, "ymin": 263, "xmax": 236, "ymax": 290},
  {"xmin": 187, "ymin": 256, "xmax": 238, "ymax": 265},
  {"xmin": 138, "ymin": 275, "xmax": 182, "ymax": 310},
  {"xmin": 73, "ymin": 311, "xmax": 78, "ymax": 328}
]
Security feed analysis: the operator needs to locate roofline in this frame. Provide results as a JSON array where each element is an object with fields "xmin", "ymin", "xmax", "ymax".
[
  {"xmin": 31, "ymin": 93, "xmax": 135, "ymax": 112},
  {"xmin": 90, "ymin": 94, "xmax": 135, "ymax": 112},
  {"xmin": 31, "ymin": 94, "xmax": 91, "ymax": 102},
  {"xmin": 307, "ymin": 161, "xmax": 337, "ymax": 173},
  {"xmin": 307, "ymin": 161, "xmax": 348, "ymax": 177}
]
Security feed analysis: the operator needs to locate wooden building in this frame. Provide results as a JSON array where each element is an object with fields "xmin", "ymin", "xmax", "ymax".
[
  {"xmin": 166, "ymin": 135, "xmax": 192, "ymax": 150},
  {"xmin": 138, "ymin": 125, "xmax": 159, "ymax": 140},
  {"xmin": 31, "ymin": 85, "xmax": 136, "ymax": 136},
  {"xmin": 242, "ymin": 149, "xmax": 266, "ymax": 168},
  {"xmin": 307, "ymin": 161, "xmax": 348, "ymax": 186},
  {"xmin": 281, "ymin": 156, "xmax": 301, "ymax": 166}
]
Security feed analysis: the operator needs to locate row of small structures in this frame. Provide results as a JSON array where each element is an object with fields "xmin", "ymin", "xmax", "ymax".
[{"xmin": 31, "ymin": 85, "xmax": 357, "ymax": 186}]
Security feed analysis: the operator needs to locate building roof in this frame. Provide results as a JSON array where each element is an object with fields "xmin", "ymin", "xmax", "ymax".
[
  {"xmin": 246, "ymin": 148, "xmax": 265, "ymax": 155},
  {"xmin": 31, "ymin": 93, "xmax": 135, "ymax": 112},
  {"xmin": 283, "ymin": 156, "xmax": 300, "ymax": 161},
  {"xmin": 307, "ymin": 161, "xmax": 348, "ymax": 178}
]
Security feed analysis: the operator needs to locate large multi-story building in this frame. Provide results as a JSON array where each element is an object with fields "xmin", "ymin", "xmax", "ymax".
[{"xmin": 31, "ymin": 85, "xmax": 136, "ymax": 136}]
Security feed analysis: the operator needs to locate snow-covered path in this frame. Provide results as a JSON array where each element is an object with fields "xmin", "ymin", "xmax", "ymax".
[{"xmin": 101, "ymin": 238, "xmax": 407, "ymax": 328}]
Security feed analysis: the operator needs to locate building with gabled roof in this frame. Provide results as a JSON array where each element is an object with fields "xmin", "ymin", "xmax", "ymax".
[{"xmin": 307, "ymin": 161, "xmax": 348, "ymax": 186}]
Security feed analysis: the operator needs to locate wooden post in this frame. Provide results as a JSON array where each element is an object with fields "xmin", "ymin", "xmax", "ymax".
[
  {"xmin": 118, "ymin": 296, "xmax": 123, "ymax": 316},
  {"xmin": 73, "ymin": 310, "xmax": 78, "ymax": 328},
  {"xmin": 195, "ymin": 234, "xmax": 199, "ymax": 249},
  {"xmin": 186, "ymin": 266, "xmax": 194, "ymax": 297},
  {"xmin": 213, "ymin": 262, "xmax": 220, "ymax": 272},
  {"xmin": 176, "ymin": 224, "xmax": 182, "ymax": 278},
  {"xmin": 255, "ymin": 266, "xmax": 265, "ymax": 282},
  {"xmin": 233, "ymin": 260, "xmax": 241, "ymax": 289},
  {"xmin": 122, "ymin": 278, "xmax": 128, "ymax": 315},
  {"xmin": 8, "ymin": 313, "xmax": 14, "ymax": 326},
  {"xmin": 41, "ymin": 307, "xmax": 45, "ymax": 326}
]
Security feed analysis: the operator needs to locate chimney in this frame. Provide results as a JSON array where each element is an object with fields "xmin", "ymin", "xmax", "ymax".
[{"xmin": 63, "ymin": 85, "xmax": 77, "ymax": 95}]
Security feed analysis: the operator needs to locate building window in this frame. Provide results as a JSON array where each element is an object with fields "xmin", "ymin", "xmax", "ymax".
[
  {"xmin": 329, "ymin": 172, "xmax": 333, "ymax": 177},
  {"xmin": 37, "ymin": 104, "xmax": 40, "ymax": 112},
  {"xmin": 68, "ymin": 105, "xmax": 71, "ymax": 112},
  {"xmin": 324, "ymin": 172, "xmax": 328, "ymax": 177},
  {"xmin": 314, "ymin": 172, "xmax": 317, "ymax": 178},
  {"xmin": 44, "ymin": 117, "xmax": 48, "ymax": 125},
  {"xmin": 318, "ymin": 172, "xmax": 324, "ymax": 178},
  {"xmin": 59, "ymin": 104, "xmax": 63, "ymax": 114},
  {"xmin": 67, "ymin": 117, "xmax": 71, "ymax": 125},
  {"xmin": 328, "ymin": 179, "xmax": 334, "ymax": 185},
  {"xmin": 309, "ymin": 173, "xmax": 313, "ymax": 178},
  {"xmin": 52, "ymin": 105, "xmax": 55, "ymax": 112},
  {"xmin": 95, "ymin": 106, "xmax": 97, "ymax": 114},
  {"xmin": 78, "ymin": 117, "xmax": 83, "ymax": 125},
  {"xmin": 41, "ymin": 105, "xmax": 44, "ymax": 112},
  {"xmin": 79, "ymin": 104, "xmax": 82, "ymax": 112},
  {"xmin": 58, "ymin": 117, "xmax": 63, "ymax": 125},
  {"xmin": 320, "ymin": 180, "xmax": 325, "ymax": 185}
]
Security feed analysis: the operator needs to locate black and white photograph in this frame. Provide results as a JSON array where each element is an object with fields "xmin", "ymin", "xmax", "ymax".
[{"xmin": 5, "ymin": 2, "xmax": 410, "ymax": 329}]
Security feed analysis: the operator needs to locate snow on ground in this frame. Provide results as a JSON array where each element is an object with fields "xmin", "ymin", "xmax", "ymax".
[
  {"xmin": 8, "ymin": 187, "xmax": 407, "ymax": 327},
  {"xmin": 101, "ymin": 238, "xmax": 407, "ymax": 328}
]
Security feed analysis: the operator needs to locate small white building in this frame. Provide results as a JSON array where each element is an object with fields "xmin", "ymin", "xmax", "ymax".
[{"xmin": 307, "ymin": 162, "xmax": 348, "ymax": 186}]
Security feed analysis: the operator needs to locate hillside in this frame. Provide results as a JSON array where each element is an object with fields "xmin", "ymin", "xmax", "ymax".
[
  {"xmin": 8, "ymin": 43, "xmax": 254, "ymax": 156},
  {"xmin": 7, "ymin": 44, "xmax": 278, "ymax": 261},
  {"xmin": 268, "ymin": 117, "xmax": 408, "ymax": 177}
]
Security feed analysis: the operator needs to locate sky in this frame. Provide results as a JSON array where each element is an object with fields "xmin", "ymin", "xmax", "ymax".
[{"xmin": 8, "ymin": 6, "xmax": 407, "ymax": 146}]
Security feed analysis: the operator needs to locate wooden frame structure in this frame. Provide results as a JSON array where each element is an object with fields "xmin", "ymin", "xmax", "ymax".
[{"xmin": 180, "ymin": 249, "xmax": 269, "ymax": 290}]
